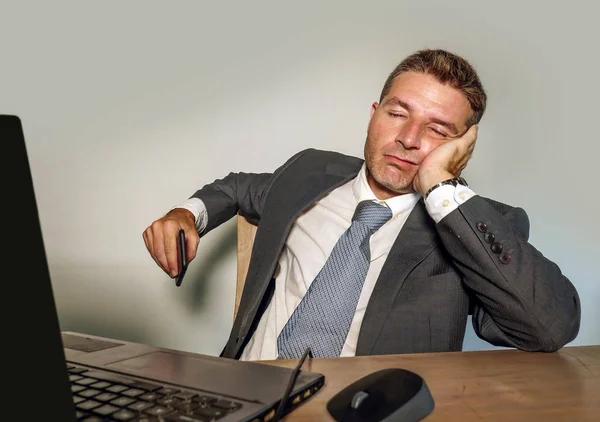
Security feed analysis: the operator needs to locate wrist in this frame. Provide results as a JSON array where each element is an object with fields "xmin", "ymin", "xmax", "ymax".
[
  {"xmin": 168, "ymin": 207, "xmax": 196, "ymax": 224},
  {"xmin": 417, "ymin": 170, "xmax": 455, "ymax": 196},
  {"xmin": 424, "ymin": 176, "xmax": 469, "ymax": 199}
]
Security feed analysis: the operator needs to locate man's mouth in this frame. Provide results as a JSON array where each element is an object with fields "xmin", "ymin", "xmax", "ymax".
[{"xmin": 384, "ymin": 154, "xmax": 418, "ymax": 166}]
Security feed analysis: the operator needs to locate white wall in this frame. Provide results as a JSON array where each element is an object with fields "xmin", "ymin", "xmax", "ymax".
[{"xmin": 1, "ymin": 0, "xmax": 598, "ymax": 355}]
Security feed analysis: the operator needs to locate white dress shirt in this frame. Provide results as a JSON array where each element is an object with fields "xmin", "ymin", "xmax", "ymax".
[{"xmin": 174, "ymin": 164, "xmax": 476, "ymax": 360}]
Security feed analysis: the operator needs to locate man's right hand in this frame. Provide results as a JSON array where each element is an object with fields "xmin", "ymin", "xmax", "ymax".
[{"xmin": 143, "ymin": 208, "xmax": 200, "ymax": 278}]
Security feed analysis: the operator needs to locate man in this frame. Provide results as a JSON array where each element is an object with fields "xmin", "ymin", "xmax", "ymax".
[{"xmin": 143, "ymin": 49, "xmax": 580, "ymax": 361}]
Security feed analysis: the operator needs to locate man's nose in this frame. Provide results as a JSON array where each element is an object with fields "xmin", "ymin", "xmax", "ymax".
[{"xmin": 396, "ymin": 121, "xmax": 422, "ymax": 149}]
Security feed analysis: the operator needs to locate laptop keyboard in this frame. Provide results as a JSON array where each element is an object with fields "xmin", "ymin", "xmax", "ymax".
[{"xmin": 68, "ymin": 364, "xmax": 244, "ymax": 421}]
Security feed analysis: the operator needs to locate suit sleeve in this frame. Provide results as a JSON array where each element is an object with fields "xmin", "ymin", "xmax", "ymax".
[
  {"xmin": 190, "ymin": 149, "xmax": 310, "ymax": 236},
  {"xmin": 435, "ymin": 195, "xmax": 581, "ymax": 352}
]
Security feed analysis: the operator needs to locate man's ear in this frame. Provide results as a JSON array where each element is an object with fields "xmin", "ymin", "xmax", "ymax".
[{"xmin": 370, "ymin": 102, "xmax": 379, "ymax": 118}]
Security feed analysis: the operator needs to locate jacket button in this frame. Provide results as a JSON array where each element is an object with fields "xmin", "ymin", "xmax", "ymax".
[
  {"xmin": 491, "ymin": 242, "xmax": 503, "ymax": 254},
  {"xmin": 484, "ymin": 232, "xmax": 495, "ymax": 243},
  {"xmin": 476, "ymin": 222, "xmax": 488, "ymax": 233},
  {"xmin": 500, "ymin": 252, "xmax": 512, "ymax": 264}
]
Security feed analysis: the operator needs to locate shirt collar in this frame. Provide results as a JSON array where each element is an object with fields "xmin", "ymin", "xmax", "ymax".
[{"xmin": 352, "ymin": 163, "xmax": 421, "ymax": 216}]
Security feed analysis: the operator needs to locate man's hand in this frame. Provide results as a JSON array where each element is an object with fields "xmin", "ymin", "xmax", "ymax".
[
  {"xmin": 413, "ymin": 125, "xmax": 478, "ymax": 195},
  {"xmin": 143, "ymin": 208, "xmax": 200, "ymax": 278}
]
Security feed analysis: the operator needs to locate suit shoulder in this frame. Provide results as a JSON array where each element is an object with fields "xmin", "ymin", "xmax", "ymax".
[{"xmin": 290, "ymin": 148, "xmax": 363, "ymax": 168}]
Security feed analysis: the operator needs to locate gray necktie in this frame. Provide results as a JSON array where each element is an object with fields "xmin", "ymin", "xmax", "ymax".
[{"xmin": 277, "ymin": 200, "xmax": 392, "ymax": 358}]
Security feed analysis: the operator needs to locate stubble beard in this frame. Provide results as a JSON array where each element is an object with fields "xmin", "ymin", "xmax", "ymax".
[{"xmin": 364, "ymin": 139, "xmax": 416, "ymax": 196}]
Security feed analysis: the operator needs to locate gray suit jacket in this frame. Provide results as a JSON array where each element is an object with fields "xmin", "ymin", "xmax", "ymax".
[{"xmin": 192, "ymin": 149, "xmax": 581, "ymax": 359}]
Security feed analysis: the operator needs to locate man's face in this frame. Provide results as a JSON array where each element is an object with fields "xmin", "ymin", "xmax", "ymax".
[{"xmin": 364, "ymin": 71, "xmax": 474, "ymax": 199}]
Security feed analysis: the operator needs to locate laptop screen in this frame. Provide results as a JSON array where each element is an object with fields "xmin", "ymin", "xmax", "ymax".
[{"xmin": 3, "ymin": 115, "xmax": 77, "ymax": 420}]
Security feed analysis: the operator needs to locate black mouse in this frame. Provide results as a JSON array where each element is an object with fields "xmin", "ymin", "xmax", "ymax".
[{"xmin": 326, "ymin": 368, "xmax": 435, "ymax": 422}]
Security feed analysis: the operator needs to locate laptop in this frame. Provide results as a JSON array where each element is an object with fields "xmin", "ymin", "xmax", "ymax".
[{"xmin": 3, "ymin": 114, "xmax": 325, "ymax": 422}]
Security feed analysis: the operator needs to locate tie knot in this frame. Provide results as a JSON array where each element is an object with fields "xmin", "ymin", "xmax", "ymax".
[{"xmin": 352, "ymin": 200, "xmax": 393, "ymax": 232}]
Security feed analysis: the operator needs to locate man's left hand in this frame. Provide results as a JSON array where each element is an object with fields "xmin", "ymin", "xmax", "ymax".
[{"xmin": 413, "ymin": 124, "xmax": 478, "ymax": 195}]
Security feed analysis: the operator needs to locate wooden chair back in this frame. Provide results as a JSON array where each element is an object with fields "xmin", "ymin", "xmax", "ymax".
[{"xmin": 235, "ymin": 215, "xmax": 257, "ymax": 320}]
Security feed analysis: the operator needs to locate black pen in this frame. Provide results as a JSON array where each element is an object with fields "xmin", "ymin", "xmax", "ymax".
[{"xmin": 175, "ymin": 229, "xmax": 188, "ymax": 287}]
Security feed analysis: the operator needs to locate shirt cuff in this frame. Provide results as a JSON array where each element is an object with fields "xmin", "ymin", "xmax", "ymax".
[
  {"xmin": 424, "ymin": 184, "xmax": 477, "ymax": 223},
  {"xmin": 170, "ymin": 197, "xmax": 208, "ymax": 233}
]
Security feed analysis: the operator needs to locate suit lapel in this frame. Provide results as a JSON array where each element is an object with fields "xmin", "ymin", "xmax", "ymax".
[
  {"xmin": 356, "ymin": 199, "xmax": 439, "ymax": 355},
  {"xmin": 258, "ymin": 160, "xmax": 362, "ymax": 269},
  {"xmin": 234, "ymin": 162, "xmax": 360, "ymax": 356}
]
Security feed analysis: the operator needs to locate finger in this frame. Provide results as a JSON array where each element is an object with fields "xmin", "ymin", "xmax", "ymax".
[
  {"xmin": 467, "ymin": 124, "xmax": 478, "ymax": 137},
  {"xmin": 150, "ymin": 223, "xmax": 171, "ymax": 275},
  {"xmin": 460, "ymin": 154, "xmax": 473, "ymax": 169},
  {"xmin": 468, "ymin": 124, "xmax": 478, "ymax": 142},
  {"xmin": 467, "ymin": 137, "xmax": 477, "ymax": 150},
  {"xmin": 459, "ymin": 124, "xmax": 478, "ymax": 146},
  {"xmin": 454, "ymin": 151, "xmax": 471, "ymax": 172},
  {"xmin": 461, "ymin": 148, "xmax": 475, "ymax": 164},
  {"xmin": 163, "ymin": 227, "xmax": 179, "ymax": 278},
  {"xmin": 459, "ymin": 127, "xmax": 477, "ymax": 159},
  {"xmin": 186, "ymin": 230, "xmax": 200, "ymax": 263},
  {"xmin": 144, "ymin": 229, "xmax": 165, "ymax": 271},
  {"xmin": 142, "ymin": 229, "xmax": 151, "ymax": 253}
]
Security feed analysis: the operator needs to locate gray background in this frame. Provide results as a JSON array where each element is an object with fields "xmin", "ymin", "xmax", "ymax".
[{"xmin": 1, "ymin": 0, "xmax": 598, "ymax": 355}]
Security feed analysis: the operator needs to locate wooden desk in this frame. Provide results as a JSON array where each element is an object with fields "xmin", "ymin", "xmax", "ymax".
[{"xmin": 261, "ymin": 346, "xmax": 600, "ymax": 421}]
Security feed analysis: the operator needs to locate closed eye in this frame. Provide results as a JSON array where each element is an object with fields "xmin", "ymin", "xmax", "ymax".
[
  {"xmin": 388, "ymin": 112, "xmax": 406, "ymax": 118},
  {"xmin": 429, "ymin": 127, "xmax": 448, "ymax": 137}
]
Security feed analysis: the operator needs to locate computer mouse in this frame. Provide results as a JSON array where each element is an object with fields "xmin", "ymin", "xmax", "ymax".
[{"xmin": 326, "ymin": 368, "xmax": 435, "ymax": 422}]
